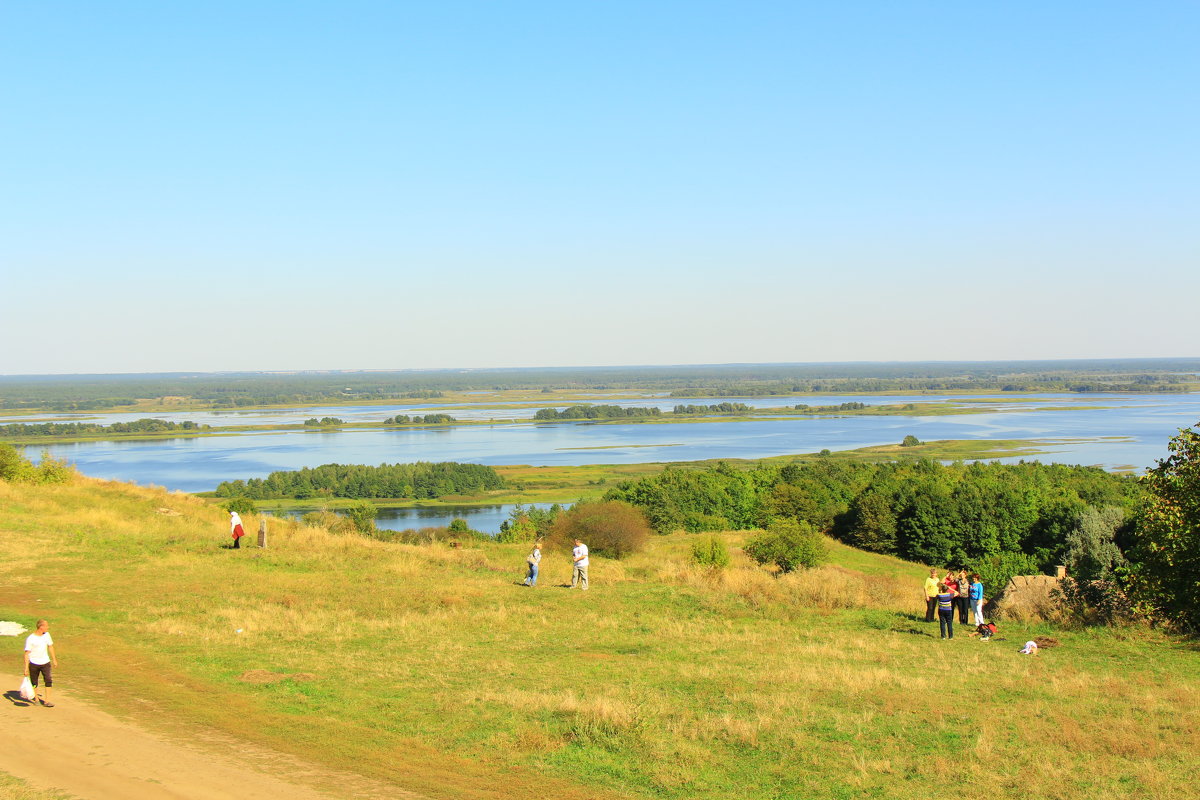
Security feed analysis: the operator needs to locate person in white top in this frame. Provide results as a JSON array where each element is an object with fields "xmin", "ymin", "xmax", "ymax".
[
  {"xmin": 230, "ymin": 510, "xmax": 245, "ymax": 549},
  {"xmin": 571, "ymin": 539, "xmax": 589, "ymax": 590},
  {"xmin": 23, "ymin": 619, "xmax": 58, "ymax": 707}
]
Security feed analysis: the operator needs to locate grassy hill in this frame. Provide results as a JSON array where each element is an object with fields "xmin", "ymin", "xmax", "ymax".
[{"xmin": 1, "ymin": 477, "xmax": 1197, "ymax": 799}]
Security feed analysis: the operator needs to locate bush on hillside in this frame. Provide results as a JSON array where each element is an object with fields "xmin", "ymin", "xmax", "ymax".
[
  {"xmin": 0, "ymin": 444, "xmax": 29, "ymax": 481},
  {"xmin": 346, "ymin": 500, "xmax": 378, "ymax": 534},
  {"xmin": 691, "ymin": 535, "xmax": 731, "ymax": 569},
  {"xmin": 448, "ymin": 518, "xmax": 485, "ymax": 538},
  {"xmin": 969, "ymin": 550, "xmax": 1040, "ymax": 599},
  {"xmin": 548, "ymin": 500, "xmax": 651, "ymax": 559},
  {"xmin": 1054, "ymin": 577, "xmax": 1139, "ymax": 627},
  {"xmin": 223, "ymin": 497, "xmax": 258, "ymax": 516},
  {"xmin": 744, "ymin": 519, "xmax": 828, "ymax": 573},
  {"xmin": 495, "ymin": 513, "xmax": 538, "ymax": 543},
  {"xmin": 0, "ymin": 445, "xmax": 73, "ymax": 485}
]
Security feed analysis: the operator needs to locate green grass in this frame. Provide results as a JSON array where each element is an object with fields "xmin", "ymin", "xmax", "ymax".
[{"xmin": 3, "ymin": 477, "xmax": 1198, "ymax": 799}]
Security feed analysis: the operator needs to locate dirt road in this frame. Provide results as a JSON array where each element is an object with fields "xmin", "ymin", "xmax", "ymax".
[{"xmin": 0, "ymin": 673, "xmax": 420, "ymax": 800}]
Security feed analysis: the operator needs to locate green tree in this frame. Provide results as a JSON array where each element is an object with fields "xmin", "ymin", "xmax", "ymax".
[
  {"xmin": 495, "ymin": 510, "xmax": 539, "ymax": 543},
  {"xmin": 223, "ymin": 497, "xmax": 258, "ymax": 516},
  {"xmin": 1064, "ymin": 506, "xmax": 1128, "ymax": 582},
  {"xmin": 548, "ymin": 500, "xmax": 651, "ymax": 559},
  {"xmin": 744, "ymin": 519, "xmax": 828, "ymax": 573},
  {"xmin": 1127, "ymin": 422, "xmax": 1200, "ymax": 630}
]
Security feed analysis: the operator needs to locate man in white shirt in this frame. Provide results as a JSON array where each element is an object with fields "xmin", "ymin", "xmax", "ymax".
[
  {"xmin": 571, "ymin": 539, "xmax": 589, "ymax": 590},
  {"xmin": 23, "ymin": 619, "xmax": 58, "ymax": 707}
]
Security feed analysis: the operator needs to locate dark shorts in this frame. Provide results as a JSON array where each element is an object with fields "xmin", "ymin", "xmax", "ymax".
[{"xmin": 29, "ymin": 662, "xmax": 52, "ymax": 687}]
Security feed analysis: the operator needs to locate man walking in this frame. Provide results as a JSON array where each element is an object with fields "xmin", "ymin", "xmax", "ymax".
[
  {"xmin": 24, "ymin": 619, "xmax": 58, "ymax": 707},
  {"xmin": 571, "ymin": 539, "xmax": 589, "ymax": 590}
]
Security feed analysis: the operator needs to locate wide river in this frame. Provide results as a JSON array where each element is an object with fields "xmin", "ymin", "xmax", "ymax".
[{"xmin": 21, "ymin": 392, "xmax": 1200, "ymax": 496}]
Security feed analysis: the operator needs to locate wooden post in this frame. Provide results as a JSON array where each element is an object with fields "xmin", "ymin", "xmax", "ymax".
[{"xmin": 258, "ymin": 517, "xmax": 268, "ymax": 548}]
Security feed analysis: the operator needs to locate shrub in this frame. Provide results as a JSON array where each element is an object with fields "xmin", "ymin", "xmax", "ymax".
[
  {"xmin": 744, "ymin": 519, "xmax": 828, "ymax": 573},
  {"xmin": 0, "ymin": 445, "xmax": 72, "ymax": 485},
  {"xmin": 901, "ymin": 435, "xmax": 921, "ymax": 447},
  {"xmin": 0, "ymin": 444, "xmax": 32, "ymax": 481},
  {"xmin": 495, "ymin": 513, "xmax": 538, "ymax": 543},
  {"xmin": 346, "ymin": 500, "xmax": 378, "ymax": 534},
  {"xmin": 1054, "ymin": 577, "xmax": 1139, "ymax": 627},
  {"xmin": 447, "ymin": 518, "xmax": 475, "ymax": 536},
  {"xmin": 691, "ymin": 535, "xmax": 731, "ymax": 569},
  {"xmin": 223, "ymin": 497, "xmax": 258, "ymax": 516},
  {"xmin": 548, "ymin": 500, "xmax": 651, "ymax": 559},
  {"xmin": 969, "ymin": 551, "xmax": 1040, "ymax": 596}
]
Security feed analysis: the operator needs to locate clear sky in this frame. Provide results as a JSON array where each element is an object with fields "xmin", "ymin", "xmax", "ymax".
[{"xmin": 2, "ymin": 1, "xmax": 1197, "ymax": 375}]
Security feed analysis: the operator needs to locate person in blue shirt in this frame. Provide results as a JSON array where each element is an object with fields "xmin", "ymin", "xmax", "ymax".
[
  {"xmin": 936, "ymin": 584, "xmax": 957, "ymax": 639},
  {"xmin": 969, "ymin": 574, "xmax": 985, "ymax": 625}
]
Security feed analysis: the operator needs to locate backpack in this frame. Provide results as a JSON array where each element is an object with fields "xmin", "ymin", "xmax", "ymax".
[{"xmin": 978, "ymin": 622, "xmax": 997, "ymax": 637}]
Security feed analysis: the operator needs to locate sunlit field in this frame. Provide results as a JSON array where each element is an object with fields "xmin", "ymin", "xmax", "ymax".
[{"xmin": 1, "ymin": 477, "xmax": 1196, "ymax": 799}]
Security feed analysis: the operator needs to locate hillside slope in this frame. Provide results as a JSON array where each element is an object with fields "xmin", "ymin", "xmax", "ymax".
[{"xmin": 1, "ymin": 477, "xmax": 1197, "ymax": 800}]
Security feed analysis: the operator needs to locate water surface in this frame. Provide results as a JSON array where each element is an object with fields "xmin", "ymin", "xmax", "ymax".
[{"xmin": 29, "ymin": 392, "xmax": 1200, "ymax": 492}]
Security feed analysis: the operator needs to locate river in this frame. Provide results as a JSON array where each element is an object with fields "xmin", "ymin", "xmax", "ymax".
[{"xmin": 22, "ymin": 392, "xmax": 1200, "ymax": 494}]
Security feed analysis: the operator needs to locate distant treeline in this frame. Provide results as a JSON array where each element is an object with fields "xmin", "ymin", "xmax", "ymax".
[
  {"xmin": 672, "ymin": 403, "xmax": 753, "ymax": 414},
  {"xmin": 2, "ymin": 360, "xmax": 1197, "ymax": 411},
  {"xmin": 0, "ymin": 418, "xmax": 210, "ymax": 438},
  {"xmin": 215, "ymin": 461, "xmax": 504, "ymax": 500},
  {"xmin": 670, "ymin": 375, "xmax": 1192, "ymax": 397},
  {"xmin": 604, "ymin": 458, "xmax": 1142, "ymax": 589},
  {"xmin": 534, "ymin": 405, "xmax": 662, "ymax": 420},
  {"xmin": 384, "ymin": 414, "xmax": 456, "ymax": 424},
  {"xmin": 794, "ymin": 402, "xmax": 867, "ymax": 412}
]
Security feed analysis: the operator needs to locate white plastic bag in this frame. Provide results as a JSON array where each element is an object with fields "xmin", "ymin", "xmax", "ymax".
[{"xmin": 19, "ymin": 676, "xmax": 36, "ymax": 701}]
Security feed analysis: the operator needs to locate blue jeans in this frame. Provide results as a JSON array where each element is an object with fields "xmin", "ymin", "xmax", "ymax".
[
  {"xmin": 939, "ymin": 609, "xmax": 954, "ymax": 639},
  {"xmin": 525, "ymin": 562, "xmax": 538, "ymax": 586}
]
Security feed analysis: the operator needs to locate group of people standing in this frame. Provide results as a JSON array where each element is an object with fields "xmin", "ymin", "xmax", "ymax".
[
  {"xmin": 924, "ymin": 568, "xmax": 985, "ymax": 639},
  {"xmin": 522, "ymin": 539, "xmax": 590, "ymax": 589}
]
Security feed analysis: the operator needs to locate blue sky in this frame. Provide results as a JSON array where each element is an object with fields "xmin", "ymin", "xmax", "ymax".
[{"xmin": 2, "ymin": 2, "xmax": 1196, "ymax": 374}]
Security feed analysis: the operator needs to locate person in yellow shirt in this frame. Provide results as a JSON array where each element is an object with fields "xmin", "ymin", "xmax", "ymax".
[{"xmin": 923, "ymin": 568, "xmax": 940, "ymax": 622}]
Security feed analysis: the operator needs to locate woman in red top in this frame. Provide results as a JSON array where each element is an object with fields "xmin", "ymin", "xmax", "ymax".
[{"xmin": 229, "ymin": 510, "xmax": 245, "ymax": 549}]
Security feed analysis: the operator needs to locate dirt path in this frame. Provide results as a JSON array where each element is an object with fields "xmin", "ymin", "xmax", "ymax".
[{"xmin": 0, "ymin": 672, "xmax": 422, "ymax": 800}]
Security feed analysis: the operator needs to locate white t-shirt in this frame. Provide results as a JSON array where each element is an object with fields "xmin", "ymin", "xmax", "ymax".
[
  {"xmin": 572, "ymin": 544, "xmax": 589, "ymax": 567},
  {"xmin": 24, "ymin": 632, "xmax": 53, "ymax": 666}
]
